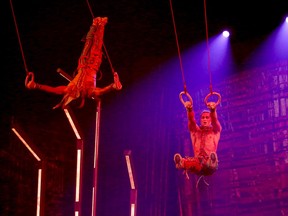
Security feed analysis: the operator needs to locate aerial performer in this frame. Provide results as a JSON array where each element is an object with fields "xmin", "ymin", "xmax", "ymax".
[
  {"xmin": 174, "ymin": 92, "xmax": 222, "ymax": 179},
  {"xmin": 168, "ymin": 0, "xmax": 222, "ymax": 180},
  {"xmin": 25, "ymin": 17, "xmax": 122, "ymax": 109}
]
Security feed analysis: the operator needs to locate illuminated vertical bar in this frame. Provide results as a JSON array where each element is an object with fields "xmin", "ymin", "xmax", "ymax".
[
  {"xmin": 36, "ymin": 168, "xmax": 42, "ymax": 216},
  {"xmin": 64, "ymin": 107, "xmax": 82, "ymax": 140},
  {"xmin": 74, "ymin": 139, "xmax": 84, "ymax": 216},
  {"xmin": 11, "ymin": 121, "xmax": 46, "ymax": 216},
  {"xmin": 92, "ymin": 100, "xmax": 101, "ymax": 216},
  {"xmin": 57, "ymin": 68, "xmax": 90, "ymax": 216},
  {"xmin": 63, "ymin": 106, "xmax": 84, "ymax": 216},
  {"xmin": 130, "ymin": 189, "xmax": 137, "ymax": 216},
  {"xmin": 57, "ymin": 68, "xmax": 84, "ymax": 215},
  {"xmin": 124, "ymin": 150, "xmax": 137, "ymax": 216}
]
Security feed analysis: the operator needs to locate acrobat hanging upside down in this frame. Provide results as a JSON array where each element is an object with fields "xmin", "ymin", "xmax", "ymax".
[
  {"xmin": 174, "ymin": 91, "xmax": 222, "ymax": 179},
  {"xmin": 25, "ymin": 17, "xmax": 122, "ymax": 109}
]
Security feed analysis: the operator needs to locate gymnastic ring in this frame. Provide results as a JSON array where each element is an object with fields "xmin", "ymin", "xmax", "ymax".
[
  {"xmin": 179, "ymin": 91, "xmax": 193, "ymax": 106},
  {"xmin": 25, "ymin": 72, "xmax": 35, "ymax": 87},
  {"xmin": 204, "ymin": 92, "xmax": 221, "ymax": 107}
]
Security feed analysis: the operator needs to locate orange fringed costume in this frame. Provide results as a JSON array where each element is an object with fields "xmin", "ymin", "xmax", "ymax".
[{"xmin": 54, "ymin": 17, "xmax": 108, "ymax": 109}]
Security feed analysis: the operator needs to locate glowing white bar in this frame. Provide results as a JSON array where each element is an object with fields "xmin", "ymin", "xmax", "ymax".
[
  {"xmin": 56, "ymin": 68, "xmax": 72, "ymax": 82},
  {"xmin": 36, "ymin": 169, "xmax": 42, "ymax": 216},
  {"xmin": 64, "ymin": 108, "xmax": 82, "ymax": 140},
  {"xmin": 12, "ymin": 126, "xmax": 44, "ymax": 216},
  {"xmin": 75, "ymin": 149, "xmax": 82, "ymax": 202},
  {"xmin": 91, "ymin": 188, "xmax": 95, "ymax": 216},
  {"xmin": 75, "ymin": 211, "xmax": 79, "ymax": 216},
  {"xmin": 11, "ymin": 128, "xmax": 41, "ymax": 161},
  {"xmin": 125, "ymin": 155, "xmax": 135, "ymax": 189},
  {"xmin": 130, "ymin": 204, "xmax": 135, "ymax": 216}
]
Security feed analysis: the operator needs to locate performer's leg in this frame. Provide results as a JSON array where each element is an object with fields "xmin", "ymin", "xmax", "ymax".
[
  {"xmin": 174, "ymin": 153, "xmax": 202, "ymax": 174},
  {"xmin": 184, "ymin": 157, "xmax": 202, "ymax": 173},
  {"xmin": 201, "ymin": 152, "xmax": 218, "ymax": 176},
  {"xmin": 77, "ymin": 17, "xmax": 107, "ymax": 72},
  {"xmin": 25, "ymin": 72, "xmax": 66, "ymax": 94}
]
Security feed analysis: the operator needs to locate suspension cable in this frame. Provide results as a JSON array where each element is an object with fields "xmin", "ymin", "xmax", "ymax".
[
  {"xmin": 169, "ymin": 0, "xmax": 188, "ymax": 93},
  {"xmin": 9, "ymin": 0, "xmax": 29, "ymax": 75},
  {"xmin": 203, "ymin": 0, "xmax": 213, "ymax": 93},
  {"xmin": 203, "ymin": 0, "xmax": 222, "ymax": 106},
  {"xmin": 85, "ymin": 0, "xmax": 115, "ymax": 74}
]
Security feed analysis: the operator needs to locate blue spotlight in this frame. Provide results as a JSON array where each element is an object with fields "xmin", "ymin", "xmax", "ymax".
[{"xmin": 222, "ymin": 30, "xmax": 230, "ymax": 38}]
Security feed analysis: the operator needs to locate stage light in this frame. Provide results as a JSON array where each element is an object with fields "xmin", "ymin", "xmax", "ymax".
[
  {"xmin": 222, "ymin": 30, "xmax": 230, "ymax": 38},
  {"xmin": 286, "ymin": 16, "xmax": 288, "ymax": 23}
]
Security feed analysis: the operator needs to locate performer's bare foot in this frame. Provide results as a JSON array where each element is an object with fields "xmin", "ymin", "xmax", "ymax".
[
  {"xmin": 93, "ymin": 17, "xmax": 108, "ymax": 26},
  {"xmin": 112, "ymin": 72, "xmax": 122, "ymax": 90},
  {"xmin": 25, "ymin": 72, "xmax": 37, "ymax": 89}
]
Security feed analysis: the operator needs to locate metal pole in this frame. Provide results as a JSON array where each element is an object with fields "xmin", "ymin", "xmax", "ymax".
[{"xmin": 92, "ymin": 100, "xmax": 101, "ymax": 216}]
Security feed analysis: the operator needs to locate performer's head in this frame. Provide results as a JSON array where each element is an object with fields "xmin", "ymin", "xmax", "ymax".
[{"xmin": 200, "ymin": 110, "xmax": 211, "ymax": 127}]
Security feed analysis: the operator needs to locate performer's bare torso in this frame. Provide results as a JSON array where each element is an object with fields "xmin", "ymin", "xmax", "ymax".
[{"xmin": 191, "ymin": 127, "xmax": 220, "ymax": 157}]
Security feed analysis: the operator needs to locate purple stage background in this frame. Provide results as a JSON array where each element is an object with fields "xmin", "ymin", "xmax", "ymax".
[{"xmin": 176, "ymin": 60, "xmax": 288, "ymax": 216}]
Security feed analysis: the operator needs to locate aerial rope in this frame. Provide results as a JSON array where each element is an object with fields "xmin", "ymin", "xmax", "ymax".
[
  {"xmin": 169, "ymin": 0, "xmax": 221, "ymax": 106},
  {"xmin": 9, "ymin": 0, "xmax": 29, "ymax": 75},
  {"xmin": 203, "ymin": 0, "xmax": 221, "ymax": 106},
  {"xmin": 168, "ymin": 0, "xmax": 193, "ymax": 107}
]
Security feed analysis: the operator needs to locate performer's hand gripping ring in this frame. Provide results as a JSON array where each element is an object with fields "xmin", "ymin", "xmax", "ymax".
[
  {"xmin": 25, "ymin": 72, "xmax": 35, "ymax": 87},
  {"xmin": 204, "ymin": 92, "xmax": 221, "ymax": 107},
  {"xmin": 179, "ymin": 91, "xmax": 193, "ymax": 106}
]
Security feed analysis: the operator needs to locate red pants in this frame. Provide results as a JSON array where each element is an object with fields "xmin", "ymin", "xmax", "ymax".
[{"xmin": 182, "ymin": 153, "xmax": 218, "ymax": 176}]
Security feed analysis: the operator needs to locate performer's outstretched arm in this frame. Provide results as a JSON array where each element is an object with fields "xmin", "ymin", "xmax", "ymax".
[
  {"xmin": 184, "ymin": 101, "xmax": 199, "ymax": 132},
  {"xmin": 25, "ymin": 71, "xmax": 67, "ymax": 95},
  {"xmin": 207, "ymin": 102, "xmax": 222, "ymax": 132},
  {"xmin": 91, "ymin": 72, "xmax": 122, "ymax": 97}
]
